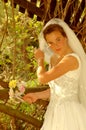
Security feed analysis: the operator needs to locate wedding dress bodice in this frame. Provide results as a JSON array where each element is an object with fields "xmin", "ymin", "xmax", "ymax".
[
  {"xmin": 41, "ymin": 53, "xmax": 86, "ymax": 130},
  {"xmin": 48, "ymin": 53, "xmax": 81, "ymax": 105}
]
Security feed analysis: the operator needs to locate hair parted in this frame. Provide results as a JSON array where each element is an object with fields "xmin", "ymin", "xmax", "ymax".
[{"xmin": 43, "ymin": 24, "xmax": 67, "ymax": 39}]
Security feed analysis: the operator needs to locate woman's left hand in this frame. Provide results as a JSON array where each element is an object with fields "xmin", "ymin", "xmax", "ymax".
[{"xmin": 34, "ymin": 48, "xmax": 44, "ymax": 60}]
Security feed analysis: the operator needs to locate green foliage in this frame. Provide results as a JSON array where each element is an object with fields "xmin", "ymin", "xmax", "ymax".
[
  {"xmin": 0, "ymin": 1, "xmax": 44, "ymax": 129},
  {"xmin": 0, "ymin": 0, "xmax": 43, "ymax": 82},
  {"xmin": 0, "ymin": 112, "xmax": 11, "ymax": 129}
]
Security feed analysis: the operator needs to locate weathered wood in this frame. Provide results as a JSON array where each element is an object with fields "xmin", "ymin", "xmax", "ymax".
[
  {"xmin": 0, "ymin": 103, "xmax": 42, "ymax": 128},
  {"xmin": 0, "ymin": 82, "xmax": 48, "ymax": 128},
  {"xmin": 0, "ymin": 79, "xmax": 9, "ymax": 88},
  {"xmin": 0, "ymin": 79, "xmax": 49, "ymax": 101},
  {"xmin": 0, "ymin": 89, "xmax": 9, "ymax": 100},
  {"xmin": 19, "ymin": 6, "xmax": 25, "ymax": 13},
  {"xmin": 13, "ymin": 0, "xmax": 44, "ymax": 19},
  {"xmin": 28, "ymin": 0, "xmax": 36, "ymax": 18},
  {"xmin": 25, "ymin": 85, "xmax": 49, "ymax": 93},
  {"xmin": 3, "ymin": 0, "xmax": 8, "ymax": 2},
  {"xmin": 3, "ymin": 0, "xmax": 86, "ymax": 29}
]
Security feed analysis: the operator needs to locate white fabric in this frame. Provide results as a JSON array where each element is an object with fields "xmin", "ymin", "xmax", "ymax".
[
  {"xmin": 39, "ymin": 18, "xmax": 86, "ymax": 108},
  {"xmin": 40, "ymin": 53, "xmax": 86, "ymax": 130}
]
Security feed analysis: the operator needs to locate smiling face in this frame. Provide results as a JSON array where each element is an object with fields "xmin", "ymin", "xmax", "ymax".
[
  {"xmin": 43, "ymin": 24, "xmax": 72, "ymax": 56},
  {"xmin": 45, "ymin": 30, "xmax": 68, "ymax": 55}
]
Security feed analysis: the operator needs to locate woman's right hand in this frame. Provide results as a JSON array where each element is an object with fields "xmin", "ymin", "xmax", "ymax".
[
  {"xmin": 23, "ymin": 93, "xmax": 39, "ymax": 104},
  {"xmin": 23, "ymin": 89, "xmax": 50, "ymax": 104}
]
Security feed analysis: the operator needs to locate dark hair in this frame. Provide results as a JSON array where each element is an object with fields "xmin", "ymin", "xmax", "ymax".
[{"xmin": 43, "ymin": 24, "xmax": 67, "ymax": 39}]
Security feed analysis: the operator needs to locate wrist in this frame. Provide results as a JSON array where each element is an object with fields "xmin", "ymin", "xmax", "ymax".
[
  {"xmin": 36, "ymin": 89, "xmax": 50, "ymax": 100},
  {"xmin": 37, "ymin": 57, "xmax": 44, "ymax": 65}
]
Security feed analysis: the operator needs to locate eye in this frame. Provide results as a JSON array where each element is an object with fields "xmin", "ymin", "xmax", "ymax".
[
  {"xmin": 47, "ymin": 42, "xmax": 53, "ymax": 45},
  {"xmin": 56, "ymin": 38, "xmax": 61, "ymax": 41}
]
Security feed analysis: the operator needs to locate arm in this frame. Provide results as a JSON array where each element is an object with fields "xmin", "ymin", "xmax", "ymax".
[
  {"xmin": 37, "ymin": 55, "xmax": 79, "ymax": 84},
  {"xmin": 23, "ymin": 88, "xmax": 50, "ymax": 104},
  {"xmin": 23, "ymin": 49, "xmax": 50, "ymax": 104},
  {"xmin": 34, "ymin": 48, "xmax": 46, "ymax": 75}
]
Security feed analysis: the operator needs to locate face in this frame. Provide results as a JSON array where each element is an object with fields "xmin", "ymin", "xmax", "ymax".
[{"xmin": 45, "ymin": 30, "xmax": 68, "ymax": 56}]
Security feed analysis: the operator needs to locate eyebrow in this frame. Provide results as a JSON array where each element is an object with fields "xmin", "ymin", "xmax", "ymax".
[{"xmin": 47, "ymin": 41, "xmax": 53, "ymax": 44}]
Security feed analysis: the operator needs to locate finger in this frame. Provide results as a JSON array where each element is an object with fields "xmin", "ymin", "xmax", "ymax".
[
  {"xmin": 34, "ymin": 47, "xmax": 37, "ymax": 52},
  {"xmin": 34, "ymin": 48, "xmax": 40, "ymax": 53},
  {"xmin": 23, "ymin": 97, "xmax": 33, "ymax": 104}
]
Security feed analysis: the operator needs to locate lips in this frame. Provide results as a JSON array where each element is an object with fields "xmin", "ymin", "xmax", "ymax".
[{"xmin": 56, "ymin": 48, "xmax": 61, "ymax": 51}]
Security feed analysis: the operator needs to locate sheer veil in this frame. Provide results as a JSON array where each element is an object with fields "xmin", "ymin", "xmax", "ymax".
[{"xmin": 38, "ymin": 18, "xmax": 86, "ymax": 108}]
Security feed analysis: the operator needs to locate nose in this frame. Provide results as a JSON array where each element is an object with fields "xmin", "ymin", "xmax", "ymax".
[{"xmin": 51, "ymin": 42, "xmax": 58, "ymax": 47}]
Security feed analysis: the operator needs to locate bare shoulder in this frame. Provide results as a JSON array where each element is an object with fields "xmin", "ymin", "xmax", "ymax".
[
  {"xmin": 38, "ymin": 54, "xmax": 79, "ymax": 84},
  {"xmin": 59, "ymin": 54, "xmax": 79, "ymax": 70},
  {"xmin": 50, "ymin": 54, "xmax": 63, "ymax": 67}
]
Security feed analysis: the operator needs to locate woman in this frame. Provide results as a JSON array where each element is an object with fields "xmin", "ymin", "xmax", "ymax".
[{"xmin": 23, "ymin": 18, "xmax": 86, "ymax": 130}]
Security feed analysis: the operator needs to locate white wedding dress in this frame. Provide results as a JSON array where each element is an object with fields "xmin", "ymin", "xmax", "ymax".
[{"xmin": 40, "ymin": 53, "xmax": 86, "ymax": 130}]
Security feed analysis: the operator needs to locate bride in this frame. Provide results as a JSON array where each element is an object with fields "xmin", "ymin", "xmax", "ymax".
[{"xmin": 23, "ymin": 18, "xmax": 86, "ymax": 130}]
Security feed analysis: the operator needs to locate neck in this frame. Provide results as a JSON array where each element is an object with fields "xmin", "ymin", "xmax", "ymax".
[{"xmin": 60, "ymin": 47, "xmax": 73, "ymax": 58}]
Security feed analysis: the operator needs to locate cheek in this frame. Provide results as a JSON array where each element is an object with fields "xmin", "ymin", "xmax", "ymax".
[
  {"xmin": 57, "ymin": 41, "xmax": 64, "ymax": 48},
  {"xmin": 61, "ymin": 39, "xmax": 67, "ymax": 47},
  {"xmin": 49, "ymin": 46, "xmax": 56, "ymax": 52}
]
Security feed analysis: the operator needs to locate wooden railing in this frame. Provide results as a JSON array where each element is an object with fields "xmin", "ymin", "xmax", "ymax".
[{"xmin": 0, "ymin": 80, "xmax": 49, "ymax": 128}]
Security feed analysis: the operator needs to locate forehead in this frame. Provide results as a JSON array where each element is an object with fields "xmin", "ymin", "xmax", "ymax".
[{"xmin": 45, "ymin": 31, "xmax": 63, "ymax": 38}]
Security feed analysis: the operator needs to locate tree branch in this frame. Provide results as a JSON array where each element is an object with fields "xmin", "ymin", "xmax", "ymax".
[{"xmin": 0, "ymin": 103, "xmax": 42, "ymax": 128}]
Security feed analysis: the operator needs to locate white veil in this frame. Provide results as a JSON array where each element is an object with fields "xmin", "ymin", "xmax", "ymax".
[{"xmin": 38, "ymin": 18, "xmax": 86, "ymax": 108}]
